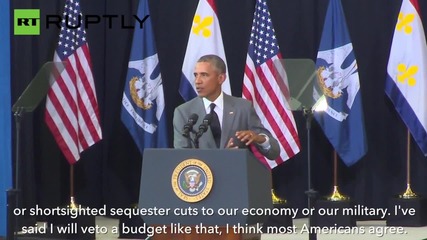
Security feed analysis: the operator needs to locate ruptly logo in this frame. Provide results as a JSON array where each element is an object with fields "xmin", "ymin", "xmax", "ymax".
[
  {"xmin": 13, "ymin": 8, "xmax": 149, "ymax": 36},
  {"xmin": 14, "ymin": 9, "xmax": 40, "ymax": 35}
]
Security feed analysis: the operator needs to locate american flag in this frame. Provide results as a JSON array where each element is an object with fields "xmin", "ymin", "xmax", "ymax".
[
  {"xmin": 45, "ymin": 0, "xmax": 102, "ymax": 164},
  {"xmin": 243, "ymin": 0, "xmax": 300, "ymax": 169}
]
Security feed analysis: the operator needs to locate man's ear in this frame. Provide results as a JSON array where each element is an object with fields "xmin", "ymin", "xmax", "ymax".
[{"xmin": 219, "ymin": 73, "xmax": 226, "ymax": 84}]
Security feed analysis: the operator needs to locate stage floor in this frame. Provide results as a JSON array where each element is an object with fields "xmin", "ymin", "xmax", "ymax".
[{"xmin": 10, "ymin": 216, "xmax": 427, "ymax": 240}]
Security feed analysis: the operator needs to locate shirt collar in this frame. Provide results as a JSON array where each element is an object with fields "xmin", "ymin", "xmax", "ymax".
[{"xmin": 202, "ymin": 92, "xmax": 224, "ymax": 113}]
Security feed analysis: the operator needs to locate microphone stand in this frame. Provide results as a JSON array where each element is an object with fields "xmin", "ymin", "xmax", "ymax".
[
  {"xmin": 194, "ymin": 129, "xmax": 205, "ymax": 149},
  {"xmin": 183, "ymin": 129, "xmax": 197, "ymax": 148},
  {"xmin": 194, "ymin": 134, "xmax": 200, "ymax": 149},
  {"xmin": 303, "ymin": 107, "xmax": 318, "ymax": 240},
  {"xmin": 194, "ymin": 120, "xmax": 210, "ymax": 149},
  {"xmin": 7, "ymin": 107, "xmax": 24, "ymax": 240},
  {"xmin": 185, "ymin": 136, "xmax": 193, "ymax": 148}
]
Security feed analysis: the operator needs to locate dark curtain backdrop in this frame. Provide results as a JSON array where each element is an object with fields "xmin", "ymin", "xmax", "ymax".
[{"xmin": 11, "ymin": 0, "xmax": 427, "ymax": 221}]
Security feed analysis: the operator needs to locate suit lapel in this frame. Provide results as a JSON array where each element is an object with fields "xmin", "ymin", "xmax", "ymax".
[
  {"xmin": 221, "ymin": 94, "xmax": 236, "ymax": 148},
  {"xmin": 194, "ymin": 98, "xmax": 216, "ymax": 148},
  {"xmin": 194, "ymin": 98, "xmax": 206, "ymax": 123}
]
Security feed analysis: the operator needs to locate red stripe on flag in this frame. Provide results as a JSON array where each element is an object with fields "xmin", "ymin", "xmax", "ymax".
[
  {"xmin": 266, "ymin": 59, "xmax": 300, "ymax": 145},
  {"xmin": 74, "ymin": 48, "xmax": 101, "ymax": 146},
  {"xmin": 206, "ymin": 0, "xmax": 217, "ymax": 13},
  {"xmin": 410, "ymin": 0, "xmax": 420, "ymax": 13},
  {"xmin": 243, "ymin": 65, "xmax": 255, "ymax": 101},
  {"xmin": 46, "ymin": 65, "xmax": 78, "ymax": 143},
  {"xmin": 45, "ymin": 110, "xmax": 77, "ymax": 164},
  {"xmin": 72, "ymin": 53, "xmax": 89, "ymax": 150},
  {"xmin": 252, "ymin": 66, "xmax": 299, "ymax": 160},
  {"xmin": 80, "ymin": 45, "xmax": 100, "ymax": 118}
]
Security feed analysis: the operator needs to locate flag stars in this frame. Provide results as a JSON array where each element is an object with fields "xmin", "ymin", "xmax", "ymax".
[
  {"xmin": 248, "ymin": 0, "xmax": 279, "ymax": 65},
  {"xmin": 56, "ymin": 0, "xmax": 88, "ymax": 59}
]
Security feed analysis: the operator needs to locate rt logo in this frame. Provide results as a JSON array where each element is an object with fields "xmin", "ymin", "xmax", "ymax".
[{"xmin": 14, "ymin": 9, "xmax": 40, "ymax": 35}]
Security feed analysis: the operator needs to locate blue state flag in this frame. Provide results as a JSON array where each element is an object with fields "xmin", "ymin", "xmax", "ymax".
[
  {"xmin": 121, "ymin": 0, "xmax": 168, "ymax": 153},
  {"xmin": 313, "ymin": 0, "xmax": 367, "ymax": 166}
]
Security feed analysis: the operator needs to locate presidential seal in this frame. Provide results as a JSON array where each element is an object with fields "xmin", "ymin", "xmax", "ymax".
[{"xmin": 171, "ymin": 159, "xmax": 213, "ymax": 203}]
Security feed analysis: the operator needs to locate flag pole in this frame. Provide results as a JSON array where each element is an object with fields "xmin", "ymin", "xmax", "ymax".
[
  {"xmin": 400, "ymin": 130, "xmax": 417, "ymax": 199},
  {"xmin": 327, "ymin": 151, "xmax": 348, "ymax": 201},
  {"xmin": 69, "ymin": 164, "xmax": 79, "ymax": 209}
]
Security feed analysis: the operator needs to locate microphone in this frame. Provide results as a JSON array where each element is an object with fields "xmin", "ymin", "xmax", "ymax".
[
  {"xmin": 196, "ymin": 113, "xmax": 212, "ymax": 137},
  {"xmin": 182, "ymin": 113, "xmax": 199, "ymax": 137}
]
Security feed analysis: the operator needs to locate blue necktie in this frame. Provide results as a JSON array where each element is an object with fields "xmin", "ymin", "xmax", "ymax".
[{"xmin": 210, "ymin": 103, "xmax": 221, "ymax": 148}]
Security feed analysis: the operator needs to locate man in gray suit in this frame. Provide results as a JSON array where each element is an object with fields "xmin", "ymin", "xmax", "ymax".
[{"xmin": 173, "ymin": 55, "xmax": 279, "ymax": 160}]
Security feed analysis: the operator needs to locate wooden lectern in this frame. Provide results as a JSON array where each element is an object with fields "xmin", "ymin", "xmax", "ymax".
[{"xmin": 138, "ymin": 149, "xmax": 272, "ymax": 240}]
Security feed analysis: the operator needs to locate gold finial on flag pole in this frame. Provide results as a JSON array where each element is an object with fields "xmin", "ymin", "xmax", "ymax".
[
  {"xmin": 327, "ymin": 151, "xmax": 349, "ymax": 201},
  {"xmin": 401, "ymin": 184, "xmax": 417, "ymax": 199},
  {"xmin": 328, "ymin": 185, "xmax": 349, "ymax": 201},
  {"xmin": 272, "ymin": 189, "xmax": 287, "ymax": 204},
  {"xmin": 270, "ymin": 172, "xmax": 286, "ymax": 204}
]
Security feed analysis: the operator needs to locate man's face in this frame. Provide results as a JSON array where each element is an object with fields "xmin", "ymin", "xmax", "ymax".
[{"xmin": 193, "ymin": 62, "xmax": 225, "ymax": 101}]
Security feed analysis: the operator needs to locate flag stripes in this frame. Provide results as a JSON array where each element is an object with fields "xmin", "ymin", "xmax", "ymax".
[
  {"xmin": 45, "ymin": 0, "xmax": 102, "ymax": 164},
  {"xmin": 244, "ymin": 56, "xmax": 300, "ymax": 168}
]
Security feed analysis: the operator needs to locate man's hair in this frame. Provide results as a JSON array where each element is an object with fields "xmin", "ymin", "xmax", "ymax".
[{"xmin": 197, "ymin": 54, "xmax": 226, "ymax": 74}]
